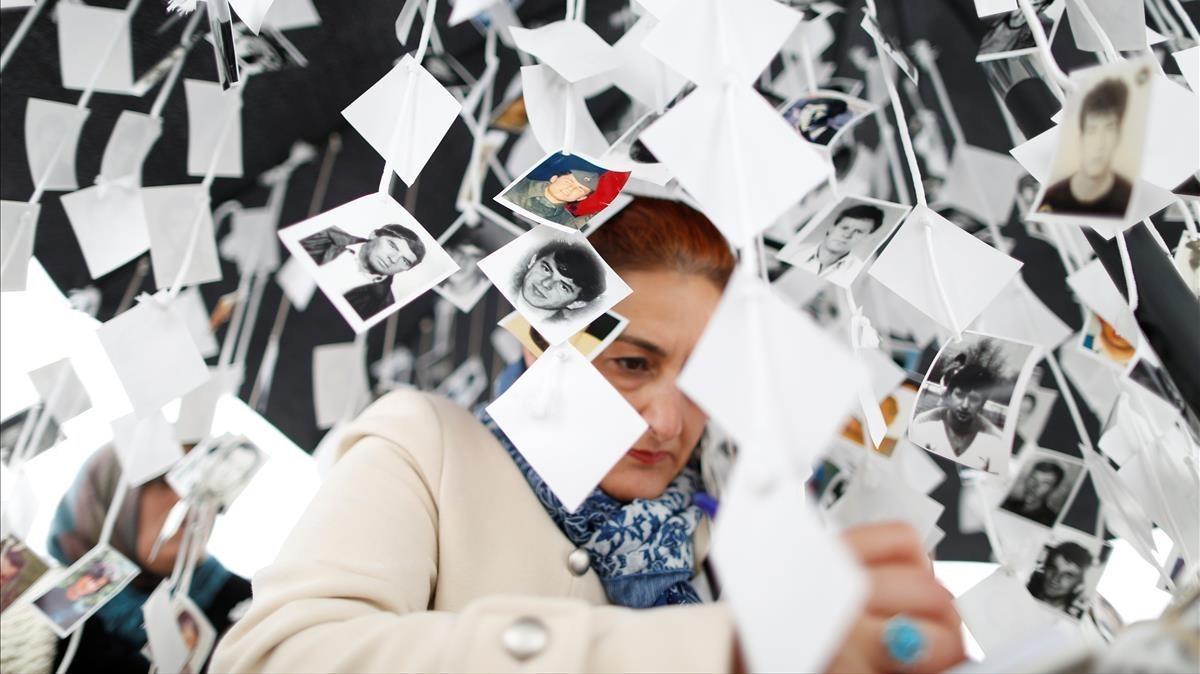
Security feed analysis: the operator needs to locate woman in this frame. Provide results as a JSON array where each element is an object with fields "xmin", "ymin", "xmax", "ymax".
[
  {"xmin": 212, "ymin": 198, "xmax": 964, "ymax": 673},
  {"xmin": 47, "ymin": 445, "xmax": 251, "ymax": 673}
]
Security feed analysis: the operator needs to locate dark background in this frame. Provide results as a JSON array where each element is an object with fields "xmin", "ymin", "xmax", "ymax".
[{"xmin": 2, "ymin": 0, "xmax": 1196, "ymax": 561}]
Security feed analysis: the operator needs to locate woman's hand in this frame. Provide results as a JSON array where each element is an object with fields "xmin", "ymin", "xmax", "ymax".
[{"xmin": 825, "ymin": 522, "xmax": 966, "ymax": 674}]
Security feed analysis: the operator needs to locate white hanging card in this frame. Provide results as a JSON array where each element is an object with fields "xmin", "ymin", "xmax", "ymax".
[
  {"xmin": 509, "ymin": 20, "xmax": 620, "ymax": 84},
  {"xmin": 142, "ymin": 184, "xmax": 222, "ymax": 290},
  {"xmin": 519, "ymin": 65, "xmax": 609, "ymax": 158},
  {"xmin": 99, "ymin": 111, "xmax": 162, "ymax": 186},
  {"xmin": 184, "ymin": 79, "xmax": 244, "ymax": 178},
  {"xmin": 56, "ymin": 4, "xmax": 136, "ymax": 95},
  {"xmin": 228, "ymin": 0, "xmax": 279, "ymax": 34},
  {"xmin": 485, "ymin": 342, "xmax": 647, "ymax": 512},
  {"xmin": 969, "ymin": 277, "xmax": 1073, "ymax": 350},
  {"xmin": 24, "ymin": 98, "xmax": 89, "ymax": 193},
  {"xmin": 61, "ymin": 185, "xmax": 151, "ymax": 280},
  {"xmin": 608, "ymin": 16, "xmax": 688, "ymax": 110},
  {"xmin": 27, "ymin": 358, "xmax": 91, "ymax": 425},
  {"xmin": 342, "ymin": 54, "xmax": 463, "ymax": 186},
  {"xmin": 312, "ymin": 342, "xmax": 370, "ymax": 430},
  {"xmin": 0, "ymin": 201, "xmax": 40, "ymax": 292}
]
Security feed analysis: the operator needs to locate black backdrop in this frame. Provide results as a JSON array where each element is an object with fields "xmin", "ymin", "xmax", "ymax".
[{"xmin": 2, "ymin": 0, "xmax": 1195, "ymax": 561}]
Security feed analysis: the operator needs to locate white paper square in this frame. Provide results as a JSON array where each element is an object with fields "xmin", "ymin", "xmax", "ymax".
[
  {"xmin": 27, "ymin": 358, "xmax": 91, "ymax": 425},
  {"xmin": 142, "ymin": 184, "xmax": 222, "ymax": 290},
  {"xmin": 1174, "ymin": 46, "xmax": 1199, "ymax": 93},
  {"xmin": 1141, "ymin": 75, "xmax": 1200, "ymax": 193},
  {"xmin": 940, "ymin": 145, "xmax": 1026, "ymax": 226},
  {"xmin": 641, "ymin": 0, "xmax": 801, "ymax": 87},
  {"xmin": 184, "ymin": 79, "xmax": 243, "ymax": 178},
  {"xmin": 111, "ymin": 411, "xmax": 185, "ymax": 486},
  {"xmin": 170, "ymin": 286, "xmax": 219, "ymax": 359},
  {"xmin": 509, "ymin": 21, "xmax": 620, "ymax": 84},
  {"xmin": 974, "ymin": 0, "xmax": 1015, "ymax": 17},
  {"xmin": 1063, "ymin": 0, "xmax": 1146, "ymax": 53},
  {"xmin": 97, "ymin": 297, "xmax": 211, "ymax": 419},
  {"xmin": 56, "ymin": 4, "xmax": 135, "ymax": 95},
  {"xmin": 228, "ymin": 0, "xmax": 277, "ymax": 34},
  {"xmin": 277, "ymin": 193, "xmax": 459, "ymax": 332},
  {"xmin": 641, "ymin": 86, "xmax": 830, "ymax": 247},
  {"xmin": 713, "ymin": 465, "xmax": 866, "ymax": 673},
  {"xmin": 957, "ymin": 569, "xmax": 1063, "ymax": 656},
  {"xmin": 262, "ymin": 0, "xmax": 320, "ymax": 31},
  {"xmin": 520, "ymin": 64, "xmax": 609, "ymax": 158},
  {"xmin": 61, "ymin": 185, "xmax": 151, "ymax": 280},
  {"xmin": 99, "ymin": 111, "xmax": 162, "ymax": 185},
  {"xmin": 476, "ymin": 225, "xmax": 631, "ymax": 346},
  {"xmin": 678, "ymin": 274, "xmax": 860, "ymax": 462},
  {"xmin": 142, "ymin": 583, "xmax": 190, "ymax": 674},
  {"xmin": 970, "ymin": 277, "xmax": 1073, "ymax": 349},
  {"xmin": 175, "ymin": 366, "xmax": 240, "ymax": 444},
  {"xmin": 275, "ymin": 256, "xmax": 316, "ymax": 311},
  {"xmin": 0, "ymin": 201, "xmax": 40, "ymax": 292},
  {"xmin": 1066, "ymin": 258, "xmax": 1138, "ymax": 342},
  {"xmin": 868, "ymin": 205, "xmax": 1023, "ymax": 332},
  {"xmin": 312, "ymin": 342, "xmax": 370, "ymax": 430},
  {"xmin": 342, "ymin": 54, "xmax": 462, "ymax": 186},
  {"xmin": 609, "ymin": 16, "xmax": 688, "ymax": 110},
  {"xmin": 486, "ymin": 342, "xmax": 647, "ymax": 511},
  {"xmin": 1009, "ymin": 125, "xmax": 1059, "ymax": 185},
  {"xmin": 24, "ymin": 98, "xmax": 89, "ymax": 193},
  {"xmin": 219, "ymin": 207, "xmax": 281, "ymax": 274}
]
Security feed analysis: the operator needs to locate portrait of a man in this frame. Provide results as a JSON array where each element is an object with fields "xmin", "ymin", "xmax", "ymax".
[
  {"xmin": 513, "ymin": 240, "xmax": 606, "ymax": 322},
  {"xmin": 910, "ymin": 361, "xmax": 1006, "ymax": 472},
  {"xmin": 434, "ymin": 217, "xmax": 518, "ymax": 311},
  {"xmin": 497, "ymin": 151, "xmax": 631, "ymax": 232},
  {"xmin": 1000, "ymin": 458, "xmax": 1073, "ymax": 526},
  {"xmin": 298, "ymin": 222, "xmax": 427, "ymax": 320},
  {"xmin": 1026, "ymin": 541, "xmax": 1096, "ymax": 619},
  {"xmin": 788, "ymin": 204, "xmax": 883, "ymax": 276},
  {"xmin": 780, "ymin": 197, "xmax": 906, "ymax": 287},
  {"xmin": 1039, "ymin": 78, "xmax": 1132, "ymax": 217}
]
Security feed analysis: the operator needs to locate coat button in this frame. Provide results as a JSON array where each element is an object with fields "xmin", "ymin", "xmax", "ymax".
[
  {"xmin": 567, "ymin": 548, "xmax": 590, "ymax": 576},
  {"xmin": 501, "ymin": 616, "xmax": 548, "ymax": 661}
]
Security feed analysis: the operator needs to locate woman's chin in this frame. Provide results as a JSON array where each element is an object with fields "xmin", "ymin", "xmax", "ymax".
[{"xmin": 599, "ymin": 463, "xmax": 672, "ymax": 502}]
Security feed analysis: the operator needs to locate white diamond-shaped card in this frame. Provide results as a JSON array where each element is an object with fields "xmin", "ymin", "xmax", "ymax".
[
  {"xmin": 713, "ymin": 464, "xmax": 866, "ymax": 673},
  {"xmin": 1066, "ymin": 258, "xmax": 1138, "ymax": 343},
  {"xmin": 970, "ymin": 276, "xmax": 1073, "ymax": 350},
  {"xmin": 111, "ymin": 410, "xmax": 185, "ymax": 486},
  {"xmin": 185, "ymin": 79, "xmax": 243, "ymax": 178},
  {"xmin": 25, "ymin": 98, "xmax": 89, "ymax": 193},
  {"xmin": 312, "ymin": 341, "xmax": 370, "ymax": 430},
  {"xmin": 509, "ymin": 20, "xmax": 620, "ymax": 84},
  {"xmin": 609, "ymin": 16, "xmax": 688, "ymax": 110},
  {"xmin": 1174, "ymin": 46, "xmax": 1199, "ymax": 93},
  {"xmin": 520, "ymin": 64, "xmax": 609, "ymax": 158},
  {"xmin": 228, "ymin": 0, "xmax": 278, "ymax": 34},
  {"xmin": 678, "ymin": 273, "xmax": 860, "ymax": 464},
  {"xmin": 61, "ymin": 185, "xmax": 151, "ymax": 280},
  {"xmin": 342, "ymin": 54, "xmax": 462, "ymax": 186},
  {"xmin": 940, "ymin": 144, "xmax": 1026, "ymax": 226},
  {"xmin": 263, "ymin": 0, "xmax": 320, "ymax": 31},
  {"xmin": 99, "ymin": 111, "xmax": 162, "ymax": 185},
  {"xmin": 27, "ymin": 358, "xmax": 91, "ymax": 425},
  {"xmin": 641, "ymin": 0, "xmax": 801, "ymax": 87},
  {"xmin": 868, "ymin": 205, "xmax": 1023, "ymax": 333},
  {"xmin": 142, "ymin": 184, "xmax": 222, "ymax": 290},
  {"xmin": 1141, "ymin": 74, "xmax": 1200, "ymax": 193},
  {"xmin": 56, "ymin": 4, "xmax": 135, "ymax": 95},
  {"xmin": 485, "ymin": 342, "xmax": 647, "ymax": 512},
  {"xmin": 97, "ymin": 295, "xmax": 210, "ymax": 419},
  {"xmin": 640, "ymin": 85, "xmax": 829, "ymax": 247},
  {"xmin": 0, "ymin": 201, "xmax": 40, "ymax": 292},
  {"xmin": 476, "ymin": 225, "xmax": 631, "ymax": 346},
  {"xmin": 1063, "ymin": 0, "xmax": 1145, "ymax": 53}
]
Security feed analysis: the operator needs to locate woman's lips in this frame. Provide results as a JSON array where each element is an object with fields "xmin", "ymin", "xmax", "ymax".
[{"xmin": 627, "ymin": 449, "xmax": 670, "ymax": 465}]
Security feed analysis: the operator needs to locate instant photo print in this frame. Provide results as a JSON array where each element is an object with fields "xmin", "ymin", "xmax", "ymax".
[
  {"xmin": 30, "ymin": 545, "xmax": 139, "ymax": 638},
  {"xmin": 777, "ymin": 195, "xmax": 909, "ymax": 288},
  {"xmin": 1031, "ymin": 58, "xmax": 1154, "ymax": 229},
  {"xmin": 278, "ymin": 193, "xmax": 458, "ymax": 332},
  {"xmin": 999, "ymin": 449, "xmax": 1085, "ymax": 528},
  {"xmin": 1, "ymin": 536, "xmax": 50, "ymax": 612},
  {"xmin": 780, "ymin": 90, "xmax": 875, "ymax": 148},
  {"xmin": 495, "ymin": 151, "xmax": 632, "ymax": 233},
  {"xmin": 1078, "ymin": 311, "xmax": 1138, "ymax": 373},
  {"xmin": 477, "ymin": 225, "xmax": 631, "ymax": 346},
  {"xmin": 907, "ymin": 331, "xmax": 1040, "ymax": 475}
]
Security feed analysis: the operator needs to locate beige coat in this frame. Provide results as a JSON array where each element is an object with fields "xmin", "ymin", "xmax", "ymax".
[{"xmin": 211, "ymin": 389, "xmax": 736, "ymax": 672}]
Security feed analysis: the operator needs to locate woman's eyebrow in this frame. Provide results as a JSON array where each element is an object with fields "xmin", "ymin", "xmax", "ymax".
[{"xmin": 615, "ymin": 333, "xmax": 667, "ymax": 357}]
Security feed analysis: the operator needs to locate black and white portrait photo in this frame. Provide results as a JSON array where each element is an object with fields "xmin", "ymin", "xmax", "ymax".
[
  {"xmin": 477, "ymin": 225, "xmax": 631, "ymax": 346},
  {"xmin": 166, "ymin": 434, "xmax": 267, "ymax": 513},
  {"xmin": 30, "ymin": 545, "xmax": 139, "ymax": 637},
  {"xmin": 278, "ymin": 193, "xmax": 458, "ymax": 332},
  {"xmin": 999, "ymin": 450, "xmax": 1084, "ymax": 527},
  {"xmin": 1015, "ymin": 383, "xmax": 1058, "ymax": 444},
  {"xmin": 1034, "ymin": 59, "xmax": 1153, "ymax": 222},
  {"xmin": 433, "ymin": 214, "xmax": 519, "ymax": 312},
  {"xmin": 777, "ymin": 196, "xmax": 909, "ymax": 287},
  {"xmin": 908, "ymin": 332, "xmax": 1039, "ymax": 475},
  {"xmin": 975, "ymin": 1, "xmax": 1055, "ymax": 63},
  {"xmin": 781, "ymin": 91, "xmax": 874, "ymax": 147},
  {"xmin": 1025, "ymin": 534, "xmax": 1110, "ymax": 620}
]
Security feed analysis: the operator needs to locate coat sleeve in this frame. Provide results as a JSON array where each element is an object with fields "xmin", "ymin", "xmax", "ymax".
[{"xmin": 209, "ymin": 392, "xmax": 736, "ymax": 674}]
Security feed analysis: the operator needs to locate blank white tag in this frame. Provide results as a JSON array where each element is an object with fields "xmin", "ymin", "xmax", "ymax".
[
  {"xmin": 509, "ymin": 20, "xmax": 620, "ymax": 83},
  {"xmin": 184, "ymin": 79, "xmax": 243, "ymax": 178},
  {"xmin": 520, "ymin": 65, "xmax": 609, "ymax": 158},
  {"xmin": 312, "ymin": 342, "xmax": 370, "ymax": 430},
  {"xmin": 99, "ymin": 111, "xmax": 162, "ymax": 185},
  {"xmin": 143, "ymin": 582, "xmax": 190, "ymax": 673},
  {"xmin": 228, "ymin": 0, "xmax": 278, "ymax": 34},
  {"xmin": 608, "ymin": 16, "xmax": 688, "ymax": 110},
  {"xmin": 24, "ymin": 99, "xmax": 89, "ymax": 193},
  {"xmin": 1064, "ymin": 0, "xmax": 1146, "ymax": 52},
  {"xmin": 142, "ymin": 185, "xmax": 222, "ymax": 290},
  {"xmin": 111, "ymin": 411, "xmax": 185, "ymax": 486},
  {"xmin": 27, "ymin": 358, "xmax": 91, "ymax": 425},
  {"xmin": 970, "ymin": 277, "xmax": 1073, "ymax": 350},
  {"xmin": 169, "ymin": 287, "xmax": 219, "ymax": 359},
  {"xmin": 342, "ymin": 54, "xmax": 462, "ymax": 186},
  {"xmin": 275, "ymin": 256, "xmax": 317, "ymax": 311},
  {"xmin": 0, "ymin": 201, "xmax": 40, "ymax": 292},
  {"xmin": 56, "ymin": 4, "xmax": 135, "ymax": 95},
  {"xmin": 940, "ymin": 145, "xmax": 1026, "ymax": 226},
  {"xmin": 175, "ymin": 366, "xmax": 240, "ymax": 444},
  {"xmin": 956, "ymin": 569, "xmax": 1062, "ymax": 656},
  {"xmin": 61, "ymin": 185, "xmax": 151, "ymax": 280},
  {"xmin": 485, "ymin": 343, "xmax": 647, "ymax": 512},
  {"xmin": 97, "ymin": 297, "xmax": 211, "ymax": 419},
  {"xmin": 263, "ymin": 0, "xmax": 320, "ymax": 31}
]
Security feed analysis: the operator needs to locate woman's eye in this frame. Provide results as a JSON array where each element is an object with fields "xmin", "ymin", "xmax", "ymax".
[{"xmin": 613, "ymin": 357, "xmax": 649, "ymax": 373}]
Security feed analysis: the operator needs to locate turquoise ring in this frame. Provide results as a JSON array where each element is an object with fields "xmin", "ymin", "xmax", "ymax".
[{"xmin": 883, "ymin": 615, "xmax": 927, "ymax": 666}]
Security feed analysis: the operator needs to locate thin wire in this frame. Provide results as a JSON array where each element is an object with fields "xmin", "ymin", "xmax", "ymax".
[
  {"xmin": 1115, "ymin": 229, "xmax": 1139, "ymax": 311},
  {"xmin": 1068, "ymin": 0, "xmax": 1120, "ymax": 62},
  {"xmin": 149, "ymin": 9, "xmax": 205, "ymax": 120},
  {"xmin": 868, "ymin": 31, "xmax": 927, "ymax": 206},
  {"xmin": 1044, "ymin": 352, "xmax": 1098, "ymax": 455},
  {"xmin": 1165, "ymin": 0, "xmax": 1200, "ymax": 43},
  {"xmin": 1015, "ymin": 0, "xmax": 1071, "ymax": 93},
  {"xmin": 0, "ymin": 0, "xmax": 49, "ymax": 74}
]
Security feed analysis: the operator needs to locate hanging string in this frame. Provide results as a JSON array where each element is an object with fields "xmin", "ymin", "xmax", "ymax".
[
  {"xmin": 1165, "ymin": 0, "xmax": 1200, "ymax": 43},
  {"xmin": 378, "ymin": 0, "xmax": 438, "ymax": 195},
  {"xmin": 1043, "ymin": 352, "xmax": 1098, "ymax": 455},
  {"xmin": 0, "ymin": 0, "xmax": 48, "ymax": 73},
  {"xmin": 1014, "ymin": 0, "xmax": 1072, "ymax": 95},
  {"xmin": 866, "ymin": 27, "xmax": 926, "ymax": 207},
  {"xmin": 1115, "ymin": 229, "xmax": 1139, "ymax": 311},
  {"xmin": 1068, "ymin": 0, "xmax": 1120, "ymax": 63},
  {"xmin": 149, "ymin": 9, "xmax": 205, "ymax": 121}
]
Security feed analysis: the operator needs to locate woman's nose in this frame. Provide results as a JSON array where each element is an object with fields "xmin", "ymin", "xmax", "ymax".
[{"xmin": 642, "ymin": 385, "xmax": 685, "ymax": 443}]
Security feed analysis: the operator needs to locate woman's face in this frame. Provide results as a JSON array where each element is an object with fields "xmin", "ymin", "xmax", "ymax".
[{"xmin": 592, "ymin": 270, "xmax": 723, "ymax": 501}]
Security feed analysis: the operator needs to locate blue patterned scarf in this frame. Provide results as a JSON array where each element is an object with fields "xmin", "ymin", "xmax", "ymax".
[{"xmin": 476, "ymin": 361, "xmax": 704, "ymax": 608}]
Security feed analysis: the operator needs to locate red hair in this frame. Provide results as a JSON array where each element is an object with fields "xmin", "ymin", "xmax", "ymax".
[{"xmin": 588, "ymin": 197, "xmax": 735, "ymax": 288}]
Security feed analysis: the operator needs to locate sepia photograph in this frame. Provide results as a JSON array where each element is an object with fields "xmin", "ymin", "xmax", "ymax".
[
  {"xmin": 495, "ymin": 150, "xmax": 632, "ymax": 232},
  {"xmin": 278, "ymin": 193, "xmax": 459, "ymax": 332},
  {"xmin": 1033, "ymin": 59, "xmax": 1153, "ymax": 222},
  {"xmin": 908, "ymin": 332, "xmax": 1040, "ymax": 474}
]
